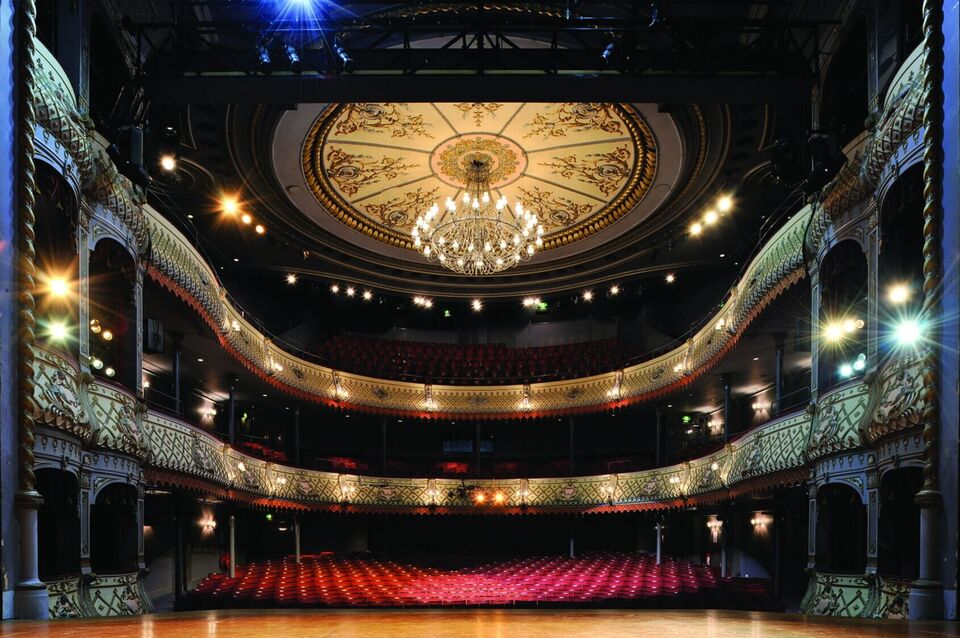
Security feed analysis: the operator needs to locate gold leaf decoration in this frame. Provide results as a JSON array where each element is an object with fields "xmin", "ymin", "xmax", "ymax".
[
  {"xmin": 517, "ymin": 186, "xmax": 595, "ymax": 230},
  {"xmin": 525, "ymin": 103, "xmax": 624, "ymax": 139},
  {"xmin": 542, "ymin": 145, "xmax": 632, "ymax": 196},
  {"xmin": 453, "ymin": 102, "xmax": 503, "ymax": 127},
  {"xmin": 334, "ymin": 103, "xmax": 433, "ymax": 139},
  {"xmin": 326, "ymin": 147, "xmax": 416, "ymax": 196},
  {"xmin": 364, "ymin": 187, "xmax": 441, "ymax": 229}
]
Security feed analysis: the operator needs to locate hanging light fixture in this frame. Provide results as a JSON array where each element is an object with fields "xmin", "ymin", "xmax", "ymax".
[{"xmin": 413, "ymin": 158, "xmax": 542, "ymax": 276}]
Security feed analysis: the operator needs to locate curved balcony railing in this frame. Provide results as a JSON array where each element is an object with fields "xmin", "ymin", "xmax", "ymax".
[{"xmin": 33, "ymin": 344, "xmax": 919, "ymax": 513}]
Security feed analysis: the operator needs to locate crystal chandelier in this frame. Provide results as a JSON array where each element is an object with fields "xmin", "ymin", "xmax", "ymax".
[{"xmin": 413, "ymin": 158, "xmax": 542, "ymax": 276}]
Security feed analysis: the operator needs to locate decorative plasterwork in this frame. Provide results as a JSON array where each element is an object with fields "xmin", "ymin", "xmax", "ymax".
[
  {"xmin": 139, "ymin": 199, "xmax": 810, "ymax": 417},
  {"xmin": 301, "ymin": 102, "xmax": 657, "ymax": 252},
  {"xmin": 800, "ymin": 572, "xmax": 911, "ymax": 619},
  {"xmin": 36, "ymin": 345, "xmax": 825, "ymax": 512}
]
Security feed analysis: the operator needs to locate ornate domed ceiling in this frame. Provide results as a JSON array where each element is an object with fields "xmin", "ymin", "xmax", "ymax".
[{"xmin": 300, "ymin": 103, "xmax": 657, "ymax": 253}]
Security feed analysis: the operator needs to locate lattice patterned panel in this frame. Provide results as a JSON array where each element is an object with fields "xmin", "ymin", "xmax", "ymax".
[
  {"xmin": 33, "ymin": 346, "xmax": 91, "ymax": 442},
  {"xmin": 142, "ymin": 413, "xmax": 230, "ymax": 484},
  {"xmin": 224, "ymin": 448, "xmax": 268, "ymax": 494},
  {"xmin": 866, "ymin": 350, "xmax": 927, "ymax": 442},
  {"xmin": 47, "ymin": 576, "xmax": 85, "ymax": 619},
  {"xmin": 87, "ymin": 382, "xmax": 150, "ymax": 460},
  {"xmin": 618, "ymin": 467, "xmax": 685, "ymax": 504},
  {"xmin": 271, "ymin": 467, "xmax": 342, "ymax": 503},
  {"xmin": 687, "ymin": 452, "xmax": 727, "ymax": 496},
  {"xmin": 869, "ymin": 576, "xmax": 911, "ymax": 619},
  {"xmin": 728, "ymin": 412, "xmax": 810, "ymax": 483},
  {"xmin": 807, "ymin": 384, "xmax": 869, "ymax": 461},
  {"xmin": 86, "ymin": 573, "xmax": 153, "ymax": 616},
  {"xmin": 801, "ymin": 572, "xmax": 873, "ymax": 617}
]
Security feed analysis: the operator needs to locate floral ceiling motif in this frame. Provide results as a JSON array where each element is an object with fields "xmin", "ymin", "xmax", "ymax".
[{"xmin": 303, "ymin": 103, "xmax": 658, "ymax": 251}]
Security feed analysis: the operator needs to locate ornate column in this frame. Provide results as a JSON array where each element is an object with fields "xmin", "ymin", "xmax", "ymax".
[
  {"xmin": 865, "ymin": 206, "xmax": 881, "ymax": 369},
  {"xmin": 807, "ymin": 484, "xmax": 817, "ymax": 571},
  {"xmin": 866, "ymin": 471, "xmax": 879, "ymax": 575},
  {"xmin": 77, "ymin": 210, "xmax": 91, "ymax": 372},
  {"xmin": 78, "ymin": 470, "xmax": 92, "ymax": 575},
  {"xmin": 134, "ymin": 265, "xmax": 144, "ymax": 396},
  {"xmin": 136, "ymin": 485, "xmax": 145, "ymax": 570},
  {"xmin": 910, "ymin": 0, "xmax": 945, "ymax": 620},
  {"xmin": 808, "ymin": 266, "xmax": 821, "ymax": 402},
  {"xmin": 13, "ymin": 0, "xmax": 49, "ymax": 619}
]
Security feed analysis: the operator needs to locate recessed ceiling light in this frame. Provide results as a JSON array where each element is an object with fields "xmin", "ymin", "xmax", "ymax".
[
  {"xmin": 286, "ymin": 274, "xmax": 297, "ymax": 285},
  {"xmin": 719, "ymin": 253, "xmax": 726, "ymax": 258},
  {"xmin": 160, "ymin": 154, "xmax": 177, "ymax": 172},
  {"xmin": 262, "ymin": 393, "xmax": 268, "ymax": 398},
  {"xmin": 241, "ymin": 213, "xmax": 252, "ymax": 225},
  {"xmin": 703, "ymin": 210, "xmax": 718, "ymax": 225},
  {"xmin": 471, "ymin": 299, "xmax": 483, "ymax": 312},
  {"xmin": 667, "ymin": 404, "xmax": 673, "ymax": 408},
  {"xmin": 582, "ymin": 290, "xmax": 594, "ymax": 302},
  {"xmin": 187, "ymin": 214, "xmax": 194, "ymax": 219},
  {"xmin": 233, "ymin": 258, "xmax": 239, "ymax": 262},
  {"xmin": 346, "ymin": 287, "xmax": 356, "ymax": 297},
  {"xmin": 255, "ymin": 224, "xmax": 266, "ymax": 234},
  {"xmin": 522, "ymin": 296, "xmax": 541, "ymax": 307},
  {"xmin": 753, "ymin": 357, "xmax": 759, "ymax": 361},
  {"xmin": 717, "ymin": 195, "xmax": 733, "ymax": 212},
  {"xmin": 690, "ymin": 222, "xmax": 703, "ymax": 236},
  {"xmin": 665, "ymin": 274, "xmax": 675, "ymax": 284},
  {"xmin": 609, "ymin": 285, "xmax": 620, "ymax": 296},
  {"xmin": 362, "ymin": 290, "xmax": 373, "ymax": 301},
  {"xmin": 331, "ymin": 284, "xmax": 340, "ymax": 294},
  {"xmin": 197, "ymin": 358, "xmax": 204, "ymax": 362}
]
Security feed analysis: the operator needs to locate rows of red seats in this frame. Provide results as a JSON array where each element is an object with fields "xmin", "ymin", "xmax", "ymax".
[
  {"xmin": 190, "ymin": 553, "xmax": 724, "ymax": 608},
  {"xmin": 311, "ymin": 336, "xmax": 627, "ymax": 383},
  {"xmin": 237, "ymin": 441, "xmax": 287, "ymax": 463}
]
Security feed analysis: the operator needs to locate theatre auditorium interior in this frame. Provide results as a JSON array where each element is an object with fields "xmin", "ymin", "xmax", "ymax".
[{"xmin": 1, "ymin": 0, "xmax": 960, "ymax": 636}]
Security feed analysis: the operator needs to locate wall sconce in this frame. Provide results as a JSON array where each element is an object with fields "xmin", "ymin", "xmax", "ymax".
[
  {"xmin": 199, "ymin": 518, "xmax": 217, "ymax": 533},
  {"xmin": 750, "ymin": 514, "xmax": 772, "ymax": 528},
  {"xmin": 751, "ymin": 401, "xmax": 768, "ymax": 412},
  {"xmin": 706, "ymin": 518, "xmax": 723, "ymax": 542},
  {"xmin": 236, "ymin": 462, "xmax": 246, "ymax": 473}
]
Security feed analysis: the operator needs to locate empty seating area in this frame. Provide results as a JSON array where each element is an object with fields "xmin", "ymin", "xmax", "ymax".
[
  {"xmin": 187, "ymin": 552, "xmax": 778, "ymax": 609},
  {"xmin": 311, "ymin": 336, "xmax": 627, "ymax": 383}
]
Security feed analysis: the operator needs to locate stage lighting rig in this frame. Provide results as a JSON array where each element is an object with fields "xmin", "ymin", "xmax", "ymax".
[{"xmin": 333, "ymin": 35, "xmax": 353, "ymax": 73}]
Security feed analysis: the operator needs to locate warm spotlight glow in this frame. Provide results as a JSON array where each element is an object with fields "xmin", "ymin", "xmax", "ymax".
[
  {"xmin": 824, "ymin": 322, "xmax": 844, "ymax": 342},
  {"xmin": 893, "ymin": 319, "xmax": 922, "ymax": 347},
  {"xmin": 331, "ymin": 284, "xmax": 340, "ymax": 294},
  {"xmin": 101, "ymin": 329, "xmax": 113, "ymax": 342},
  {"xmin": 493, "ymin": 491, "xmax": 506, "ymax": 504},
  {"xmin": 89, "ymin": 319, "xmax": 102, "ymax": 334},
  {"xmin": 255, "ymin": 224, "xmax": 266, "ymax": 235},
  {"xmin": 690, "ymin": 222, "xmax": 703, "ymax": 236},
  {"xmin": 346, "ymin": 287, "xmax": 356, "ymax": 297},
  {"xmin": 582, "ymin": 290, "xmax": 594, "ymax": 301},
  {"xmin": 703, "ymin": 210, "xmax": 718, "ymax": 225},
  {"xmin": 474, "ymin": 492, "xmax": 486, "ymax": 504},
  {"xmin": 362, "ymin": 290, "xmax": 373, "ymax": 301},
  {"xmin": 609, "ymin": 285, "xmax": 620, "ymax": 296},
  {"xmin": 47, "ymin": 277, "xmax": 69, "ymax": 297},
  {"xmin": 665, "ymin": 273, "xmax": 675, "ymax": 284},
  {"xmin": 472, "ymin": 299, "xmax": 483, "ymax": 312},
  {"xmin": 286, "ymin": 274, "xmax": 297, "ymax": 285},
  {"xmin": 104, "ymin": 366, "xmax": 116, "ymax": 378},
  {"xmin": 46, "ymin": 320, "xmax": 69, "ymax": 343},
  {"xmin": 160, "ymin": 155, "xmax": 177, "ymax": 172},
  {"xmin": 90, "ymin": 357, "xmax": 103, "ymax": 370},
  {"xmin": 221, "ymin": 195, "xmax": 239, "ymax": 215},
  {"xmin": 522, "ymin": 296, "xmax": 541, "ymax": 308},
  {"xmin": 716, "ymin": 195, "xmax": 733, "ymax": 213},
  {"xmin": 241, "ymin": 213, "xmax": 253, "ymax": 225},
  {"xmin": 887, "ymin": 284, "xmax": 911, "ymax": 304}
]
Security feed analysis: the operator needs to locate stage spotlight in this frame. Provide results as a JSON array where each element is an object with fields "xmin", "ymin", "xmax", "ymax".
[
  {"xmin": 334, "ymin": 36, "xmax": 354, "ymax": 72},
  {"xmin": 609, "ymin": 285, "xmax": 620, "ymax": 296},
  {"xmin": 852, "ymin": 353, "xmax": 866, "ymax": 371},
  {"xmin": 690, "ymin": 222, "xmax": 703, "ymax": 236},
  {"xmin": 665, "ymin": 274, "xmax": 675, "ymax": 284},
  {"xmin": 582, "ymin": 290, "xmax": 594, "ymax": 302},
  {"xmin": 221, "ymin": 195, "xmax": 239, "ymax": 216},
  {"xmin": 472, "ymin": 299, "xmax": 483, "ymax": 312},
  {"xmin": 893, "ymin": 319, "xmax": 922, "ymax": 347},
  {"xmin": 285, "ymin": 44, "xmax": 303, "ymax": 74},
  {"xmin": 46, "ymin": 320, "xmax": 69, "ymax": 343},
  {"xmin": 703, "ymin": 210, "xmax": 718, "ymax": 225},
  {"xmin": 257, "ymin": 43, "xmax": 272, "ymax": 72},
  {"xmin": 286, "ymin": 274, "xmax": 297, "ymax": 285},
  {"xmin": 717, "ymin": 196, "xmax": 733, "ymax": 213},
  {"xmin": 159, "ymin": 154, "xmax": 177, "ymax": 172},
  {"xmin": 838, "ymin": 363, "xmax": 853, "ymax": 378},
  {"xmin": 887, "ymin": 283, "xmax": 911, "ymax": 304},
  {"xmin": 601, "ymin": 41, "xmax": 615, "ymax": 63}
]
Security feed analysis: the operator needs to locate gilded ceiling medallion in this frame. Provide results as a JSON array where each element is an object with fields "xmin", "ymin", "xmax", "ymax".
[{"xmin": 302, "ymin": 102, "xmax": 657, "ymax": 252}]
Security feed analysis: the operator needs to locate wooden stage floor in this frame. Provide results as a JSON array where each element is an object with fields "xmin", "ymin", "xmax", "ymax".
[{"xmin": 2, "ymin": 609, "xmax": 959, "ymax": 638}]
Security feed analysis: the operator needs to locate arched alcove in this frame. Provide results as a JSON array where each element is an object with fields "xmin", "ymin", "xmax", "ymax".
[
  {"xmin": 37, "ymin": 468, "xmax": 81, "ymax": 579},
  {"xmin": 90, "ymin": 483, "xmax": 139, "ymax": 574},
  {"xmin": 815, "ymin": 483, "xmax": 866, "ymax": 574},
  {"xmin": 879, "ymin": 166, "xmax": 924, "ymax": 356},
  {"xmin": 818, "ymin": 240, "xmax": 868, "ymax": 392},
  {"xmin": 89, "ymin": 238, "xmax": 138, "ymax": 391},
  {"xmin": 35, "ymin": 161, "xmax": 79, "ymax": 358},
  {"xmin": 877, "ymin": 467, "xmax": 922, "ymax": 578}
]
